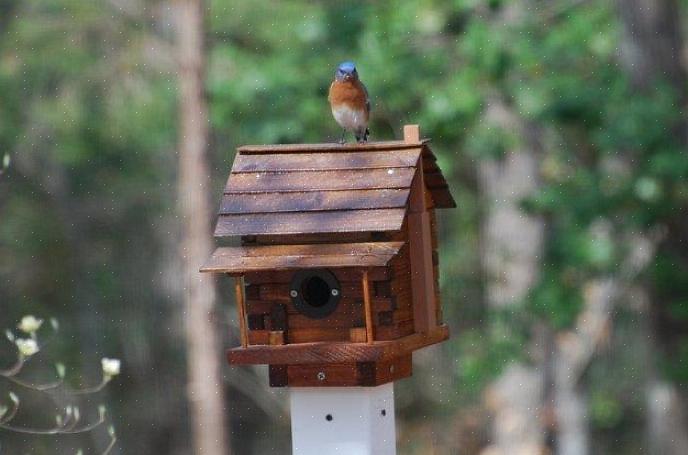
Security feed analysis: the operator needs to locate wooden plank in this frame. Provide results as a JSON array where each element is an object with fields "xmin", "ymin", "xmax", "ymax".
[
  {"xmin": 246, "ymin": 297, "xmax": 394, "ymax": 316},
  {"xmin": 234, "ymin": 276, "xmax": 249, "ymax": 348},
  {"xmin": 267, "ymin": 356, "xmax": 412, "ymax": 387},
  {"xmin": 408, "ymin": 161, "xmax": 438, "ymax": 333},
  {"xmin": 209, "ymin": 242, "xmax": 405, "ymax": 258},
  {"xmin": 349, "ymin": 327, "xmax": 367, "ymax": 343},
  {"xmin": 202, "ymin": 241, "xmax": 404, "ymax": 272},
  {"xmin": 227, "ymin": 324, "xmax": 449, "ymax": 365},
  {"xmin": 288, "ymin": 327, "xmax": 351, "ymax": 343},
  {"xmin": 219, "ymin": 189, "xmax": 410, "ymax": 214},
  {"xmin": 244, "ymin": 267, "xmax": 389, "ymax": 284},
  {"xmin": 225, "ymin": 168, "xmax": 416, "ymax": 194},
  {"xmin": 237, "ymin": 139, "xmax": 429, "ymax": 154},
  {"xmin": 214, "ymin": 209, "xmax": 406, "ymax": 237},
  {"xmin": 362, "ymin": 271, "xmax": 374, "ymax": 344},
  {"xmin": 248, "ymin": 330, "xmax": 270, "ymax": 345},
  {"xmin": 232, "ymin": 149, "xmax": 421, "ymax": 172},
  {"xmin": 269, "ymin": 331, "xmax": 285, "ymax": 345}
]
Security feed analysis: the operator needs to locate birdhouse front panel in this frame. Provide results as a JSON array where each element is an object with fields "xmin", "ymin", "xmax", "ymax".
[{"xmin": 201, "ymin": 126, "xmax": 455, "ymax": 387}]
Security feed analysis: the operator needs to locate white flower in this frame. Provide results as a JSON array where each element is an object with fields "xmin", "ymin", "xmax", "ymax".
[
  {"xmin": 17, "ymin": 315, "xmax": 43, "ymax": 334},
  {"xmin": 101, "ymin": 358, "xmax": 121, "ymax": 377},
  {"xmin": 16, "ymin": 338, "xmax": 39, "ymax": 357}
]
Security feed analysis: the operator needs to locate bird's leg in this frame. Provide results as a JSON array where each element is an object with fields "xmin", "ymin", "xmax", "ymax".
[{"xmin": 339, "ymin": 129, "xmax": 346, "ymax": 145}]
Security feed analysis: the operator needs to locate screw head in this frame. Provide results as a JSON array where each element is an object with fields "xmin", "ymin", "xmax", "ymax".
[
  {"xmin": 290, "ymin": 289, "xmax": 298, "ymax": 298},
  {"xmin": 331, "ymin": 289, "xmax": 339, "ymax": 296},
  {"xmin": 317, "ymin": 371, "xmax": 326, "ymax": 381}
]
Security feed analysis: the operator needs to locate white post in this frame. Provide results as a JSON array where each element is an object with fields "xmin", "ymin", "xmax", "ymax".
[{"xmin": 290, "ymin": 383, "xmax": 396, "ymax": 455}]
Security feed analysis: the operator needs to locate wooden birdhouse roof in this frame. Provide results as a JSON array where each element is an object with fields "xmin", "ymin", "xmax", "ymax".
[{"xmin": 214, "ymin": 140, "xmax": 455, "ymax": 238}]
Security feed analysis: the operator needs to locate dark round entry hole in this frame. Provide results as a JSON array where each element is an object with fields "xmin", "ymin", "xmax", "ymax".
[
  {"xmin": 302, "ymin": 276, "xmax": 330, "ymax": 308},
  {"xmin": 290, "ymin": 269, "xmax": 341, "ymax": 319},
  {"xmin": 381, "ymin": 409, "xmax": 386, "ymax": 417},
  {"xmin": 325, "ymin": 414, "xmax": 333, "ymax": 421}
]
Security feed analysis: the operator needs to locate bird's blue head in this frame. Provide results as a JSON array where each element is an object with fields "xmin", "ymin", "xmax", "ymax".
[{"xmin": 335, "ymin": 61, "xmax": 358, "ymax": 81}]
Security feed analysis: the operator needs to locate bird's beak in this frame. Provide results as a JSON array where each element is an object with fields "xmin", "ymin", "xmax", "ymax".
[{"xmin": 343, "ymin": 73, "xmax": 353, "ymax": 81}]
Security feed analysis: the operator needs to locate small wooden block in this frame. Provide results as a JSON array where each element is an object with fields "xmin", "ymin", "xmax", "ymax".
[
  {"xmin": 349, "ymin": 327, "xmax": 367, "ymax": 343},
  {"xmin": 248, "ymin": 330, "xmax": 270, "ymax": 345},
  {"xmin": 269, "ymin": 330, "xmax": 285, "ymax": 345}
]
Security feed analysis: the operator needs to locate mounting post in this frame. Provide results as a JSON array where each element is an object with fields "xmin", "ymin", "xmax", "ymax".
[{"xmin": 290, "ymin": 384, "xmax": 396, "ymax": 455}]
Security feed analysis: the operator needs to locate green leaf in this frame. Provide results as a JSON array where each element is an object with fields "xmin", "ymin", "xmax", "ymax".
[{"xmin": 56, "ymin": 362, "xmax": 66, "ymax": 379}]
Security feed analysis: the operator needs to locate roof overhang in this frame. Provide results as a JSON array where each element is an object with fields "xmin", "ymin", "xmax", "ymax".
[{"xmin": 200, "ymin": 241, "xmax": 405, "ymax": 274}]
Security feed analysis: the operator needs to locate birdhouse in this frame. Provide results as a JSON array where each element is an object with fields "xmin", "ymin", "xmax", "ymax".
[{"xmin": 201, "ymin": 125, "xmax": 455, "ymax": 387}]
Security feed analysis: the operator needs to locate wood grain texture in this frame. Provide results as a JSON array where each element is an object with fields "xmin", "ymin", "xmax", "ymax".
[
  {"xmin": 201, "ymin": 241, "xmax": 405, "ymax": 273},
  {"xmin": 362, "ymin": 271, "xmax": 374, "ymax": 344},
  {"xmin": 408, "ymin": 164, "xmax": 438, "ymax": 333},
  {"xmin": 232, "ymin": 150, "xmax": 421, "ymax": 172},
  {"xmin": 219, "ymin": 189, "xmax": 410, "ymax": 214},
  {"xmin": 237, "ymin": 139, "xmax": 429, "ymax": 154},
  {"xmin": 224, "ymin": 168, "xmax": 416, "ymax": 194},
  {"xmin": 273, "ymin": 355, "xmax": 412, "ymax": 387},
  {"xmin": 244, "ymin": 267, "xmax": 389, "ymax": 283},
  {"xmin": 234, "ymin": 276, "xmax": 249, "ymax": 348},
  {"xmin": 227, "ymin": 324, "xmax": 449, "ymax": 365},
  {"xmin": 214, "ymin": 209, "xmax": 407, "ymax": 236}
]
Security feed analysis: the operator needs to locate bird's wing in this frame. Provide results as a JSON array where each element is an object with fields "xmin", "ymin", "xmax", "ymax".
[{"xmin": 361, "ymin": 81, "xmax": 371, "ymax": 113}]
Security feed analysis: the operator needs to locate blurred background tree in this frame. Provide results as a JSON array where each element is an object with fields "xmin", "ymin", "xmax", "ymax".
[{"xmin": 1, "ymin": 0, "xmax": 687, "ymax": 454}]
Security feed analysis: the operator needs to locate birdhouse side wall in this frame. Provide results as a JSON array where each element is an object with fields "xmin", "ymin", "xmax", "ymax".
[{"xmin": 430, "ymin": 208, "xmax": 443, "ymax": 324}]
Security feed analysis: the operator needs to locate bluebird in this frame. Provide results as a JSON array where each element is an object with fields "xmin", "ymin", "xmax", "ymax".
[{"xmin": 328, "ymin": 61, "xmax": 370, "ymax": 143}]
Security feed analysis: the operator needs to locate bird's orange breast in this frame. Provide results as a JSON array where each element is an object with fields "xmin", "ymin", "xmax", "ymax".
[{"xmin": 328, "ymin": 80, "xmax": 368, "ymax": 116}]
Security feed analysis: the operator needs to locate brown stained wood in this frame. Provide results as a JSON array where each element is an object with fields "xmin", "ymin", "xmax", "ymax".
[
  {"xmin": 270, "ymin": 304, "xmax": 288, "ymax": 332},
  {"xmin": 234, "ymin": 276, "xmax": 249, "ymax": 348},
  {"xmin": 214, "ymin": 209, "xmax": 407, "ymax": 237},
  {"xmin": 287, "ymin": 363, "xmax": 359, "ymax": 387},
  {"xmin": 219, "ymin": 189, "xmax": 410, "ymax": 214},
  {"xmin": 251, "ymin": 232, "xmax": 376, "ymax": 246},
  {"xmin": 288, "ymin": 311, "xmax": 362, "ymax": 331},
  {"xmin": 245, "ymin": 267, "xmax": 390, "ymax": 284},
  {"xmin": 375, "ymin": 320, "xmax": 415, "ymax": 341},
  {"xmin": 248, "ymin": 330, "xmax": 270, "ymax": 345},
  {"xmin": 362, "ymin": 271, "xmax": 374, "ymax": 344},
  {"xmin": 408, "ymin": 164, "xmax": 438, "ymax": 333},
  {"xmin": 225, "ymin": 168, "xmax": 416, "ymax": 194},
  {"xmin": 269, "ymin": 331, "xmax": 285, "ymax": 345},
  {"xmin": 349, "ymin": 327, "xmax": 367, "ymax": 343},
  {"xmin": 227, "ymin": 324, "xmax": 449, "ymax": 365},
  {"xmin": 246, "ymin": 297, "xmax": 392, "ymax": 317},
  {"xmin": 237, "ymin": 139, "xmax": 429, "ymax": 154},
  {"xmin": 404, "ymin": 124, "xmax": 421, "ymax": 143},
  {"xmin": 288, "ymin": 327, "xmax": 351, "ymax": 343},
  {"xmin": 257, "ymin": 281, "xmax": 363, "ymax": 303},
  {"xmin": 201, "ymin": 241, "xmax": 405, "ymax": 273},
  {"xmin": 232, "ymin": 149, "xmax": 422, "ymax": 173},
  {"xmin": 356, "ymin": 355, "xmax": 412, "ymax": 386},
  {"xmin": 275, "ymin": 355, "xmax": 413, "ymax": 387}
]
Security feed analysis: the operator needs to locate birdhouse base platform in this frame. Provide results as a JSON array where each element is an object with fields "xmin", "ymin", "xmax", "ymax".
[
  {"xmin": 290, "ymin": 383, "xmax": 396, "ymax": 454},
  {"xmin": 227, "ymin": 325, "xmax": 448, "ymax": 387}
]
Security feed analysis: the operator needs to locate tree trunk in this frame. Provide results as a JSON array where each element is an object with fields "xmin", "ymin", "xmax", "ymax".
[
  {"xmin": 176, "ymin": 0, "xmax": 229, "ymax": 453},
  {"xmin": 616, "ymin": 2, "xmax": 688, "ymax": 453},
  {"xmin": 479, "ymin": 95, "xmax": 547, "ymax": 455}
]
